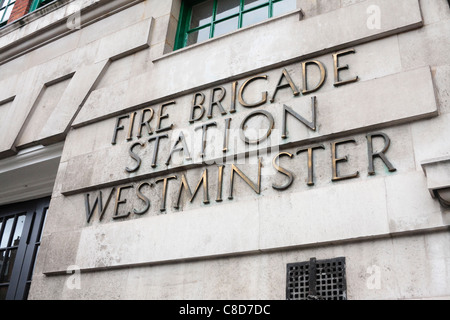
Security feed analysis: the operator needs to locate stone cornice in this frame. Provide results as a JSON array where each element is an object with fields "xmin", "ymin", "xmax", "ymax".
[{"xmin": 0, "ymin": 0, "xmax": 145, "ymax": 65}]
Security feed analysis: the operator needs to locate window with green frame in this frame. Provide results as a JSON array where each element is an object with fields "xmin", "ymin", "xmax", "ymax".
[
  {"xmin": 175, "ymin": 0, "xmax": 297, "ymax": 50},
  {"xmin": 0, "ymin": 0, "xmax": 16, "ymax": 27},
  {"xmin": 29, "ymin": 0, "xmax": 57, "ymax": 12}
]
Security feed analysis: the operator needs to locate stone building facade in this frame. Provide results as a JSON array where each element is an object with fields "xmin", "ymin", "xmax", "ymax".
[{"xmin": 0, "ymin": 0, "xmax": 449, "ymax": 300}]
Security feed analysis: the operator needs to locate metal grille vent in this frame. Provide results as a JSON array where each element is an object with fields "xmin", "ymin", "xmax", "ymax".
[
  {"xmin": 287, "ymin": 257, "xmax": 347, "ymax": 300},
  {"xmin": 286, "ymin": 261, "xmax": 310, "ymax": 300}
]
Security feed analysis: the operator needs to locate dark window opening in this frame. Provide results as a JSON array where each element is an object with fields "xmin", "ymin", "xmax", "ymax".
[
  {"xmin": 30, "ymin": 0, "xmax": 58, "ymax": 12},
  {"xmin": 0, "ymin": 197, "xmax": 49, "ymax": 300}
]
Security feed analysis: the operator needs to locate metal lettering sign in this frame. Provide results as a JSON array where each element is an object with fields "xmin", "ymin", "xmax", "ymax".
[{"xmin": 84, "ymin": 48, "xmax": 398, "ymax": 223}]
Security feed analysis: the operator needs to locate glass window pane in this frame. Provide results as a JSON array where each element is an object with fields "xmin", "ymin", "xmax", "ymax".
[
  {"xmin": 216, "ymin": 0, "xmax": 240, "ymax": 20},
  {"xmin": 0, "ymin": 8, "xmax": 6, "ymax": 23},
  {"xmin": 273, "ymin": 0, "xmax": 296, "ymax": 17},
  {"xmin": 3, "ymin": 2, "xmax": 13, "ymax": 22},
  {"xmin": 12, "ymin": 215, "xmax": 26, "ymax": 247},
  {"xmin": 190, "ymin": 0, "xmax": 214, "ymax": 29},
  {"xmin": 0, "ymin": 249, "xmax": 17, "ymax": 283},
  {"xmin": 244, "ymin": 0, "xmax": 268, "ymax": 10},
  {"xmin": 0, "ymin": 217, "xmax": 13, "ymax": 248},
  {"xmin": 0, "ymin": 0, "xmax": 9, "ymax": 9},
  {"xmin": 187, "ymin": 26, "xmax": 211, "ymax": 46},
  {"xmin": 214, "ymin": 16, "xmax": 239, "ymax": 37},
  {"xmin": 242, "ymin": 5, "xmax": 269, "ymax": 28}
]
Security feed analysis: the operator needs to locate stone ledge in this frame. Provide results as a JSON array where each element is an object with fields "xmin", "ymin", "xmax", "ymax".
[{"xmin": 41, "ymin": 225, "xmax": 450, "ymax": 276}]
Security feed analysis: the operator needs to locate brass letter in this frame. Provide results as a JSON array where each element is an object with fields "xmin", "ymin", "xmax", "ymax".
[
  {"xmin": 367, "ymin": 132, "xmax": 397, "ymax": 175},
  {"xmin": 239, "ymin": 110, "xmax": 275, "ymax": 145},
  {"xmin": 113, "ymin": 185, "xmax": 134, "ymax": 220},
  {"xmin": 302, "ymin": 60, "xmax": 326, "ymax": 94},
  {"xmin": 216, "ymin": 165, "xmax": 224, "ymax": 202},
  {"xmin": 272, "ymin": 152, "xmax": 294, "ymax": 191},
  {"xmin": 332, "ymin": 138, "xmax": 360, "ymax": 182},
  {"xmin": 223, "ymin": 118, "xmax": 232, "ymax": 153},
  {"xmin": 165, "ymin": 131, "xmax": 192, "ymax": 166},
  {"xmin": 137, "ymin": 108, "xmax": 154, "ymax": 138},
  {"xmin": 296, "ymin": 144, "xmax": 325, "ymax": 186},
  {"xmin": 228, "ymin": 158, "xmax": 262, "ymax": 199},
  {"xmin": 85, "ymin": 192, "xmax": 100, "ymax": 223},
  {"xmin": 238, "ymin": 75, "xmax": 268, "ymax": 108},
  {"xmin": 230, "ymin": 81, "xmax": 238, "ymax": 113},
  {"xmin": 190, "ymin": 93, "xmax": 206, "ymax": 123},
  {"xmin": 155, "ymin": 176, "xmax": 177, "ymax": 212},
  {"xmin": 127, "ymin": 112, "xmax": 137, "ymax": 141},
  {"xmin": 270, "ymin": 68, "xmax": 300, "ymax": 103},
  {"xmin": 156, "ymin": 101, "xmax": 175, "ymax": 133},
  {"xmin": 148, "ymin": 134, "xmax": 169, "ymax": 168},
  {"xmin": 195, "ymin": 121, "xmax": 217, "ymax": 158},
  {"xmin": 126, "ymin": 141, "xmax": 144, "ymax": 173},
  {"xmin": 282, "ymin": 96, "xmax": 317, "ymax": 139},
  {"xmin": 134, "ymin": 182, "xmax": 151, "ymax": 215},
  {"xmin": 111, "ymin": 115, "xmax": 129, "ymax": 145},
  {"xmin": 208, "ymin": 87, "xmax": 227, "ymax": 119},
  {"xmin": 84, "ymin": 188, "xmax": 116, "ymax": 223},
  {"xmin": 333, "ymin": 49, "xmax": 359, "ymax": 87},
  {"xmin": 175, "ymin": 169, "xmax": 209, "ymax": 209}
]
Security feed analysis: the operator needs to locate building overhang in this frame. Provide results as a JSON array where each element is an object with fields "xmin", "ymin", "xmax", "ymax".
[{"xmin": 0, "ymin": 143, "xmax": 63, "ymax": 206}]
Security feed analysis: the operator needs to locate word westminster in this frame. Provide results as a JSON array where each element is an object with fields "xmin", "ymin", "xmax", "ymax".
[{"xmin": 84, "ymin": 49, "xmax": 398, "ymax": 223}]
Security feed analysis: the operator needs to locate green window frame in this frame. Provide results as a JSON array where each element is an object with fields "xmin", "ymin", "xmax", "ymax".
[
  {"xmin": 175, "ymin": 0, "xmax": 296, "ymax": 50},
  {"xmin": 29, "ymin": 0, "xmax": 57, "ymax": 12},
  {"xmin": 0, "ymin": 0, "xmax": 16, "ymax": 27}
]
